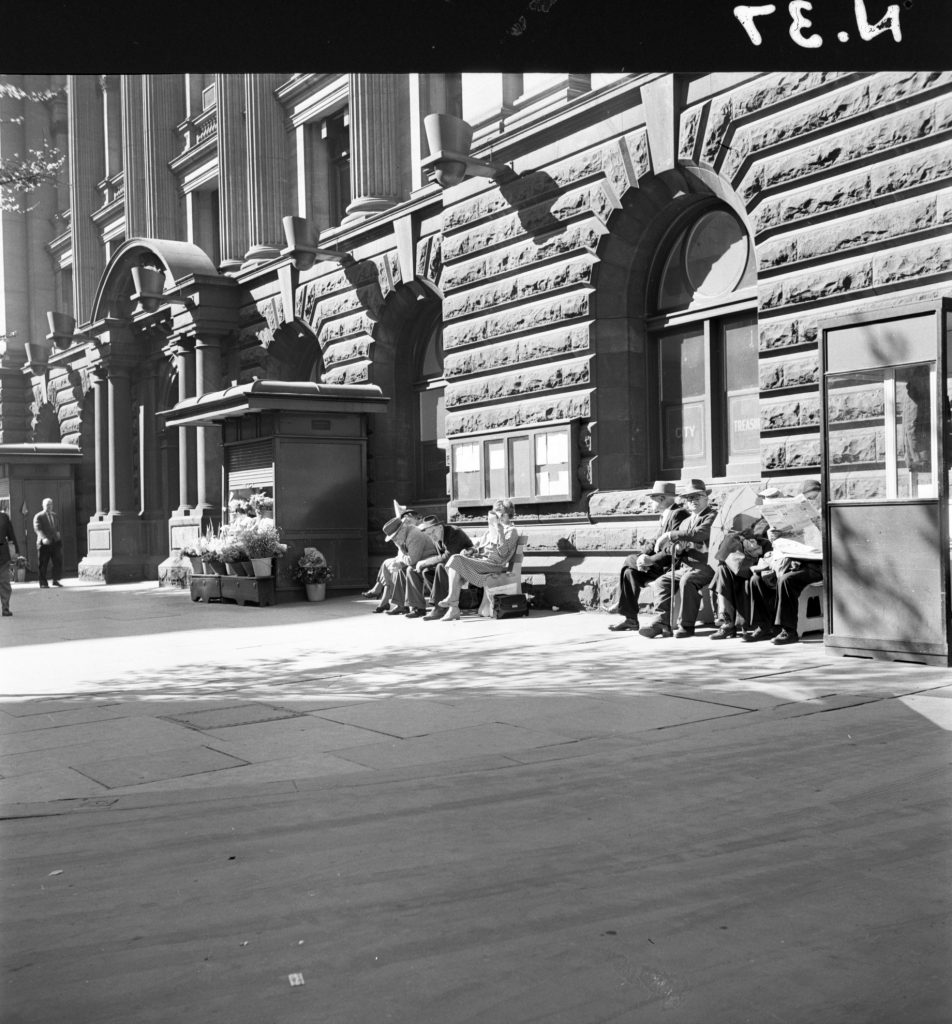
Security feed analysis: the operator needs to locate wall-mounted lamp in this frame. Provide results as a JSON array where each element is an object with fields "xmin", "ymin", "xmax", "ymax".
[
  {"xmin": 281, "ymin": 215, "xmax": 351, "ymax": 271},
  {"xmin": 421, "ymin": 113, "xmax": 511, "ymax": 189},
  {"xmin": 46, "ymin": 311, "xmax": 79, "ymax": 351},
  {"xmin": 23, "ymin": 341, "xmax": 51, "ymax": 370},
  {"xmin": 130, "ymin": 266, "xmax": 196, "ymax": 315}
]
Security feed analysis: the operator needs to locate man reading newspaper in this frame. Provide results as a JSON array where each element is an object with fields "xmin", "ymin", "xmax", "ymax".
[{"xmin": 743, "ymin": 479, "xmax": 823, "ymax": 646}]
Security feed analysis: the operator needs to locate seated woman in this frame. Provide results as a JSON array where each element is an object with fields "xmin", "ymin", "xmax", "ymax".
[{"xmin": 437, "ymin": 498, "xmax": 519, "ymax": 621}]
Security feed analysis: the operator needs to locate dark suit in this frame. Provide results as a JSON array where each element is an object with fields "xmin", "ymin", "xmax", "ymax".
[
  {"xmin": 615, "ymin": 504, "xmax": 689, "ymax": 621},
  {"xmin": 33, "ymin": 508, "xmax": 63, "ymax": 585},
  {"xmin": 387, "ymin": 525, "xmax": 441, "ymax": 611},
  {"xmin": 649, "ymin": 505, "xmax": 717, "ymax": 631},
  {"xmin": 416, "ymin": 524, "xmax": 474, "ymax": 608},
  {"xmin": 0, "ymin": 511, "xmax": 20, "ymax": 613}
]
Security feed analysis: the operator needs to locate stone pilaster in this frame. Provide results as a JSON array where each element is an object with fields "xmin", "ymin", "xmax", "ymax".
[
  {"xmin": 120, "ymin": 75, "xmax": 147, "ymax": 240},
  {"xmin": 91, "ymin": 367, "xmax": 109, "ymax": 515},
  {"xmin": 194, "ymin": 333, "xmax": 223, "ymax": 511},
  {"xmin": 142, "ymin": 75, "xmax": 185, "ymax": 240},
  {"xmin": 243, "ymin": 73, "xmax": 288, "ymax": 263},
  {"xmin": 107, "ymin": 361, "xmax": 136, "ymax": 513},
  {"xmin": 166, "ymin": 338, "xmax": 196, "ymax": 512},
  {"xmin": 344, "ymin": 73, "xmax": 409, "ymax": 222},
  {"xmin": 215, "ymin": 74, "xmax": 248, "ymax": 266},
  {"xmin": 67, "ymin": 75, "xmax": 105, "ymax": 323}
]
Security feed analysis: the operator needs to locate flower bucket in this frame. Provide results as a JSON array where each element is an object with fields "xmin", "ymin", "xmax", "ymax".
[
  {"xmin": 187, "ymin": 556, "xmax": 204, "ymax": 574},
  {"xmin": 305, "ymin": 582, "xmax": 326, "ymax": 602},
  {"xmin": 206, "ymin": 559, "xmax": 226, "ymax": 576},
  {"xmin": 249, "ymin": 556, "xmax": 273, "ymax": 578},
  {"xmin": 225, "ymin": 561, "xmax": 248, "ymax": 576}
]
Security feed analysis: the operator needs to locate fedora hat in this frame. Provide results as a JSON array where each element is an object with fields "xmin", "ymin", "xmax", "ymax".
[
  {"xmin": 798, "ymin": 478, "xmax": 821, "ymax": 495},
  {"xmin": 382, "ymin": 516, "xmax": 404, "ymax": 539},
  {"xmin": 758, "ymin": 486, "xmax": 783, "ymax": 499},
  {"xmin": 646, "ymin": 480, "xmax": 677, "ymax": 498},
  {"xmin": 677, "ymin": 478, "xmax": 712, "ymax": 497}
]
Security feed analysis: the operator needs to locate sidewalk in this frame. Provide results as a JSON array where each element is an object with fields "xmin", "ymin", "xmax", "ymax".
[{"xmin": 1, "ymin": 579, "xmax": 950, "ymax": 1023}]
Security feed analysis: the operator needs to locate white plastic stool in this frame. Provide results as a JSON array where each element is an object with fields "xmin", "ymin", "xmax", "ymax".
[{"xmin": 797, "ymin": 581, "xmax": 825, "ymax": 635}]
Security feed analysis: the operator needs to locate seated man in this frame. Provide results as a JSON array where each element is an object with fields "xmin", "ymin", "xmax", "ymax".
[
  {"xmin": 414, "ymin": 518, "xmax": 474, "ymax": 621},
  {"xmin": 745, "ymin": 478, "xmax": 823, "ymax": 646},
  {"xmin": 639, "ymin": 479, "xmax": 716, "ymax": 639},
  {"xmin": 380, "ymin": 516, "xmax": 441, "ymax": 618},
  {"xmin": 708, "ymin": 490, "xmax": 773, "ymax": 640},
  {"xmin": 365, "ymin": 504, "xmax": 421, "ymax": 603},
  {"xmin": 608, "ymin": 481, "xmax": 688, "ymax": 632}
]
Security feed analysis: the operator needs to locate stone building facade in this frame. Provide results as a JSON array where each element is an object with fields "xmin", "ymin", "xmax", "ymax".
[{"xmin": 1, "ymin": 71, "xmax": 950, "ymax": 606}]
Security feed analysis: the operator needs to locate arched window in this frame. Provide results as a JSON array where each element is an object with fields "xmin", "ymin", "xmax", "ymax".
[
  {"xmin": 414, "ymin": 318, "xmax": 447, "ymax": 501},
  {"xmin": 650, "ymin": 205, "xmax": 758, "ymax": 479}
]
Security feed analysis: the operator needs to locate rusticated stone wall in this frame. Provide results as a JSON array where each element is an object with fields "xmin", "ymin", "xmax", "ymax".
[{"xmin": 683, "ymin": 70, "xmax": 952, "ymax": 482}]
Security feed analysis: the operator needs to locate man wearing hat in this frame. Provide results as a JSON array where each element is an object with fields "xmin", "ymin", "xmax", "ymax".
[
  {"xmin": 745, "ymin": 478, "xmax": 823, "ymax": 645},
  {"xmin": 413, "ymin": 518, "xmax": 475, "ymax": 620},
  {"xmin": 639, "ymin": 478, "xmax": 717, "ymax": 639},
  {"xmin": 608, "ymin": 481, "xmax": 689, "ymax": 632},
  {"xmin": 362, "ymin": 503, "xmax": 421, "ymax": 602},
  {"xmin": 377, "ymin": 515, "xmax": 441, "ymax": 617}
]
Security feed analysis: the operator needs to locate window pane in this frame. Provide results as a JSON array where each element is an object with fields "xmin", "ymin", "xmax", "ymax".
[
  {"xmin": 660, "ymin": 328, "xmax": 706, "ymax": 399},
  {"xmin": 453, "ymin": 443, "xmax": 482, "ymax": 500},
  {"xmin": 722, "ymin": 315, "xmax": 758, "ymax": 391},
  {"xmin": 509, "ymin": 435, "xmax": 531, "ymax": 497},
  {"xmin": 684, "ymin": 210, "xmax": 749, "ymax": 298},
  {"xmin": 535, "ymin": 430, "xmax": 570, "ymax": 496},
  {"xmin": 663, "ymin": 402, "xmax": 706, "ymax": 466},
  {"xmin": 486, "ymin": 439, "xmax": 506, "ymax": 497},
  {"xmin": 826, "ymin": 369, "xmax": 887, "ymax": 501},
  {"xmin": 727, "ymin": 392, "xmax": 760, "ymax": 458},
  {"xmin": 418, "ymin": 388, "xmax": 441, "ymax": 443},
  {"xmin": 896, "ymin": 362, "xmax": 935, "ymax": 498}
]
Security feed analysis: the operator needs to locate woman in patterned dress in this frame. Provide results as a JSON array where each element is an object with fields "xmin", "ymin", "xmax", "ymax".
[{"xmin": 437, "ymin": 498, "xmax": 518, "ymax": 621}]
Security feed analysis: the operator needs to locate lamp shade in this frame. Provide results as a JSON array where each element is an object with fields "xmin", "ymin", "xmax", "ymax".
[
  {"xmin": 46, "ymin": 311, "xmax": 76, "ymax": 349},
  {"xmin": 423, "ymin": 113, "xmax": 473, "ymax": 160},
  {"xmin": 131, "ymin": 266, "xmax": 167, "ymax": 313},
  {"xmin": 282, "ymin": 215, "xmax": 317, "ymax": 251}
]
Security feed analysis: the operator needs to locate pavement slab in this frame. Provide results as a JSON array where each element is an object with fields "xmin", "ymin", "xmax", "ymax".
[{"xmin": 0, "ymin": 581, "xmax": 950, "ymax": 1023}]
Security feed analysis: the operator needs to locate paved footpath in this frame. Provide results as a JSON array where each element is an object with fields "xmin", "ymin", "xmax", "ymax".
[{"xmin": 1, "ymin": 580, "xmax": 950, "ymax": 1023}]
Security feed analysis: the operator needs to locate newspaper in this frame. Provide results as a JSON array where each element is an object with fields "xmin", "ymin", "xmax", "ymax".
[{"xmin": 759, "ymin": 494, "xmax": 820, "ymax": 533}]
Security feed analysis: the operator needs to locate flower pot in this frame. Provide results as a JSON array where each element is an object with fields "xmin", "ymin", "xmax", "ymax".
[
  {"xmin": 187, "ymin": 556, "xmax": 204, "ymax": 574},
  {"xmin": 207, "ymin": 559, "xmax": 226, "ymax": 576},
  {"xmin": 225, "ymin": 561, "xmax": 248, "ymax": 576},
  {"xmin": 304, "ymin": 582, "xmax": 326, "ymax": 602},
  {"xmin": 249, "ymin": 556, "xmax": 273, "ymax": 578}
]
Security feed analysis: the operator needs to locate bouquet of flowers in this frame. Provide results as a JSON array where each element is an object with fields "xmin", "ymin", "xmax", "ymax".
[
  {"xmin": 290, "ymin": 547, "xmax": 332, "ymax": 585},
  {"xmin": 217, "ymin": 522, "xmax": 247, "ymax": 562},
  {"xmin": 231, "ymin": 516, "xmax": 287, "ymax": 559}
]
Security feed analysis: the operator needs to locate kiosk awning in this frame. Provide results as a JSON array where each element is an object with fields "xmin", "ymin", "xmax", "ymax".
[{"xmin": 160, "ymin": 380, "xmax": 389, "ymax": 427}]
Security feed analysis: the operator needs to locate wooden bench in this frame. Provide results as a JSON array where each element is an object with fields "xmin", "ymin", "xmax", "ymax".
[{"xmin": 477, "ymin": 534, "xmax": 529, "ymax": 618}]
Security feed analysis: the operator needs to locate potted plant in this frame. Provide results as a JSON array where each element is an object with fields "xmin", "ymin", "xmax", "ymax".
[
  {"xmin": 199, "ymin": 529, "xmax": 226, "ymax": 575},
  {"xmin": 291, "ymin": 547, "xmax": 333, "ymax": 601},
  {"xmin": 180, "ymin": 540, "xmax": 204, "ymax": 575},
  {"xmin": 218, "ymin": 522, "xmax": 249, "ymax": 575},
  {"xmin": 233, "ymin": 515, "xmax": 287, "ymax": 577}
]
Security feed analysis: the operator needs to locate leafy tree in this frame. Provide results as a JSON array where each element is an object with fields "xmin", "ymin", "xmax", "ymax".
[{"xmin": 0, "ymin": 81, "xmax": 67, "ymax": 213}]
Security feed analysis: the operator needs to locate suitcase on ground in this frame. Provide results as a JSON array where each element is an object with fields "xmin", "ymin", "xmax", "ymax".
[{"xmin": 492, "ymin": 593, "xmax": 529, "ymax": 619}]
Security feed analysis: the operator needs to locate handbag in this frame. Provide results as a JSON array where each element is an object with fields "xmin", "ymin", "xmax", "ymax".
[{"xmin": 492, "ymin": 594, "xmax": 529, "ymax": 619}]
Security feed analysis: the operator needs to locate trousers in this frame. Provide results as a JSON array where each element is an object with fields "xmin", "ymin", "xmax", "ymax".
[
  {"xmin": 749, "ymin": 560, "xmax": 823, "ymax": 632},
  {"xmin": 651, "ymin": 562, "xmax": 715, "ymax": 629},
  {"xmin": 616, "ymin": 554, "xmax": 667, "ymax": 619},
  {"xmin": 38, "ymin": 540, "xmax": 63, "ymax": 584}
]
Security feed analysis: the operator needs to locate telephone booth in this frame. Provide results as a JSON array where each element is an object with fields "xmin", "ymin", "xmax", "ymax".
[{"xmin": 819, "ymin": 298, "xmax": 952, "ymax": 665}]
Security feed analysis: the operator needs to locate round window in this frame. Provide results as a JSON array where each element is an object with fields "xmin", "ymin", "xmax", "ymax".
[{"xmin": 683, "ymin": 211, "xmax": 749, "ymax": 298}]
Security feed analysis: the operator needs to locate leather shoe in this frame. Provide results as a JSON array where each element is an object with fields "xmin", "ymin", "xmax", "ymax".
[
  {"xmin": 373, "ymin": 604, "xmax": 388, "ymax": 613},
  {"xmin": 361, "ymin": 589, "xmax": 380, "ymax": 599},
  {"xmin": 709, "ymin": 625, "xmax": 736, "ymax": 640},
  {"xmin": 405, "ymin": 608, "xmax": 425, "ymax": 619},
  {"xmin": 386, "ymin": 606, "xmax": 408, "ymax": 615},
  {"xmin": 772, "ymin": 628, "xmax": 800, "ymax": 645},
  {"xmin": 51, "ymin": 581, "xmax": 63, "ymax": 587},
  {"xmin": 608, "ymin": 619, "xmax": 638, "ymax": 632},
  {"xmin": 639, "ymin": 623, "xmax": 673, "ymax": 639},
  {"xmin": 674, "ymin": 627, "xmax": 695, "ymax": 638},
  {"xmin": 422, "ymin": 610, "xmax": 443, "ymax": 621},
  {"xmin": 741, "ymin": 626, "xmax": 775, "ymax": 642},
  {"xmin": 39, "ymin": 582, "xmax": 49, "ymax": 588},
  {"xmin": 2, "ymin": 609, "xmax": 11, "ymax": 617}
]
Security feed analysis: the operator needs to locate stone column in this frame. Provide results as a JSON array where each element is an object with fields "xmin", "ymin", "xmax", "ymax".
[
  {"xmin": 107, "ymin": 364, "xmax": 136, "ymax": 514},
  {"xmin": 344, "ymin": 73, "xmax": 409, "ymax": 222},
  {"xmin": 120, "ymin": 75, "xmax": 147, "ymax": 239},
  {"xmin": 167, "ymin": 339, "xmax": 197, "ymax": 511},
  {"xmin": 215, "ymin": 74, "xmax": 248, "ymax": 267},
  {"xmin": 142, "ymin": 74, "xmax": 185, "ymax": 240},
  {"xmin": 137, "ymin": 364, "xmax": 162, "ymax": 516},
  {"xmin": 67, "ymin": 75, "xmax": 105, "ymax": 323},
  {"xmin": 243, "ymin": 73, "xmax": 289, "ymax": 263},
  {"xmin": 91, "ymin": 367, "xmax": 110, "ymax": 515},
  {"xmin": 194, "ymin": 334, "xmax": 223, "ymax": 511}
]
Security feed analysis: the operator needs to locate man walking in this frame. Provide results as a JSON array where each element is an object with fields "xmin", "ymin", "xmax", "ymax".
[
  {"xmin": 33, "ymin": 497, "xmax": 64, "ymax": 588},
  {"xmin": 0, "ymin": 506, "xmax": 22, "ymax": 616}
]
